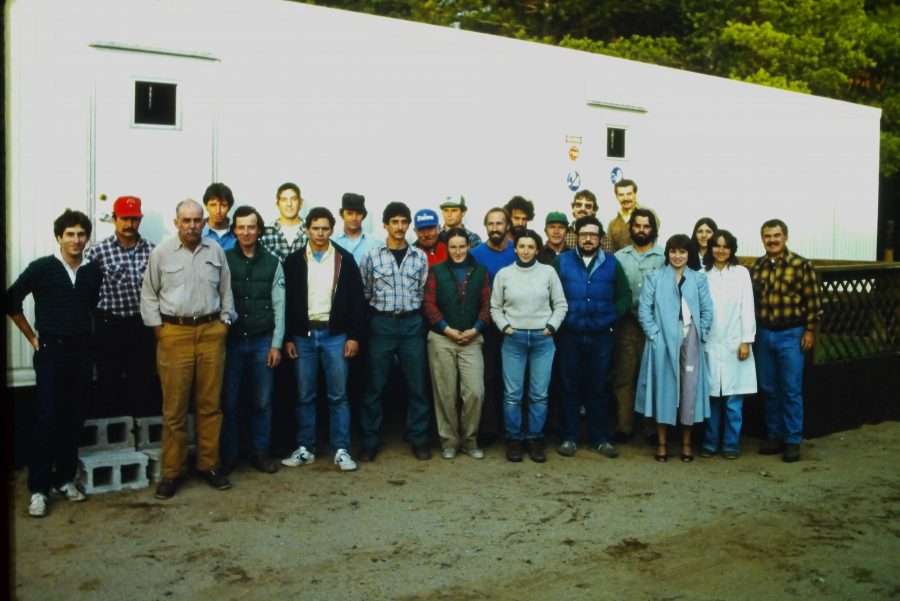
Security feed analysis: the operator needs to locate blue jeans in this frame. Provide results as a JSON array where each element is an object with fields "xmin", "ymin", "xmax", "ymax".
[
  {"xmin": 703, "ymin": 395, "xmax": 743, "ymax": 453},
  {"xmin": 755, "ymin": 326, "xmax": 805, "ymax": 445},
  {"xmin": 221, "ymin": 335, "xmax": 275, "ymax": 464},
  {"xmin": 360, "ymin": 314, "xmax": 431, "ymax": 450},
  {"xmin": 558, "ymin": 329, "xmax": 614, "ymax": 445},
  {"xmin": 293, "ymin": 331, "xmax": 351, "ymax": 453},
  {"xmin": 501, "ymin": 329, "xmax": 555, "ymax": 440}
]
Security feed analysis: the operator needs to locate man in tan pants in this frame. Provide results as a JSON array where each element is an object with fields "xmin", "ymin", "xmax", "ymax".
[{"xmin": 141, "ymin": 198, "xmax": 236, "ymax": 499}]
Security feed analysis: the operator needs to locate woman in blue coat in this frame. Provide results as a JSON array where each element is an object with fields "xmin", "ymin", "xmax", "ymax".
[{"xmin": 635, "ymin": 234, "xmax": 713, "ymax": 462}]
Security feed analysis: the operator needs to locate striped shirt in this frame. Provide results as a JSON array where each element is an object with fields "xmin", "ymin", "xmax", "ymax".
[
  {"xmin": 359, "ymin": 244, "xmax": 428, "ymax": 313},
  {"xmin": 86, "ymin": 235, "xmax": 155, "ymax": 317},
  {"xmin": 260, "ymin": 221, "xmax": 307, "ymax": 262},
  {"xmin": 750, "ymin": 249, "xmax": 823, "ymax": 330}
]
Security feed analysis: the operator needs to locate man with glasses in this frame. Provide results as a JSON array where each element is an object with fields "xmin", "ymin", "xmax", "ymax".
[{"xmin": 564, "ymin": 190, "xmax": 612, "ymax": 252}]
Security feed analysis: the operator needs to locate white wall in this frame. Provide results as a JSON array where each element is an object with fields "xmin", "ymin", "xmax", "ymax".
[{"xmin": 5, "ymin": 0, "xmax": 882, "ymax": 385}]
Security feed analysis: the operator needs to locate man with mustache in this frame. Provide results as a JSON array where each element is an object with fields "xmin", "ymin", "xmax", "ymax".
[
  {"xmin": 750, "ymin": 219, "xmax": 822, "ymax": 463},
  {"xmin": 607, "ymin": 179, "xmax": 659, "ymax": 251},
  {"xmin": 612, "ymin": 209, "xmax": 665, "ymax": 442},
  {"xmin": 86, "ymin": 196, "xmax": 157, "ymax": 418},
  {"xmin": 564, "ymin": 189, "xmax": 612, "ymax": 252}
]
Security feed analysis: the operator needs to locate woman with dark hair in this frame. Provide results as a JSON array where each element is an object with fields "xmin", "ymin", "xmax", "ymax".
[
  {"xmin": 701, "ymin": 230, "xmax": 757, "ymax": 459},
  {"xmin": 423, "ymin": 228, "xmax": 491, "ymax": 460},
  {"xmin": 690, "ymin": 217, "xmax": 718, "ymax": 269},
  {"xmin": 635, "ymin": 234, "xmax": 713, "ymax": 462},
  {"xmin": 491, "ymin": 229, "xmax": 567, "ymax": 463}
]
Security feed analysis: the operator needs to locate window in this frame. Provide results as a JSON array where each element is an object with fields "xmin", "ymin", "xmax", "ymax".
[
  {"xmin": 607, "ymin": 127, "xmax": 626, "ymax": 159},
  {"xmin": 134, "ymin": 81, "xmax": 177, "ymax": 126}
]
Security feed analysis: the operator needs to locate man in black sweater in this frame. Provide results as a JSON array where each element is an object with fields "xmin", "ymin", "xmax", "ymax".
[{"xmin": 7, "ymin": 209, "xmax": 102, "ymax": 518}]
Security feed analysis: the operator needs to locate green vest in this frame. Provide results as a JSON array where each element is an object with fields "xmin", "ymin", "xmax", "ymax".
[
  {"xmin": 226, "ymin": 247, "xmax": 279, "ymax": 337},
  {"xmin": 433, "ymin": 261, "xmax": 486, "ymax": 330}
]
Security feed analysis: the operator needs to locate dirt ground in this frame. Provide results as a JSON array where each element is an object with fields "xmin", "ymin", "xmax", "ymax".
[{"xmin": 9, "ymin": 421, "xmax": 900, "ymax": 601}]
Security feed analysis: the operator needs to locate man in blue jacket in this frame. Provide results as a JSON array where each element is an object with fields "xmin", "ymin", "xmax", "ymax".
[{"xmin": 554, "ymin": 216, "xmax": 631, "ymax": 458}]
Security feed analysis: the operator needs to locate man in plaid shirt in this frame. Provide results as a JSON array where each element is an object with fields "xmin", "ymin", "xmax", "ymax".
[
  {"xmin": 260, "ymin": 182, "xmax": 307, "ymax": 261},
  {"xmin": 358, "ymin": 202, "xmax": 432, "ymax": 462},
  {"xmin": 564, "ymin": 189, "xmax": 613, "ymax": 253},
  {"xmin": 750, "ymin": 218, "xmax": 823, "ymax": 463},
  {"xmin": 85, "ymin": 196, "xmax": 157, "ymax": 417}
]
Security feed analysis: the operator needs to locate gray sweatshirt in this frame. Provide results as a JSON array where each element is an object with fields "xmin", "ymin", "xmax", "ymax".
[{"xmin": 490, "ymin": 261, "xmax": 568, "ymax": 332}]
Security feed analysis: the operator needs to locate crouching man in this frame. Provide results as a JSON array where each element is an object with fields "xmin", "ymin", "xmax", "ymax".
[
  {"xmin": 221, "ymin": 206, "xmax": 285, "ymax": 474},
  {"xmin": 7, "ymin": 209, "xmax": 101, "ymax": 516},
  {"xmin": 282, "ymin": 207, "xmax": 366, "ymax": 471}
]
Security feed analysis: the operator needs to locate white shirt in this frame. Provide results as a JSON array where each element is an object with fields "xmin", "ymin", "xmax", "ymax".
[
  {"xmin": 306, "ymin": 243, "xmax": 335, "ymax": 321},
  {"xmin": 54, "ymin": 249, "xmax": 90, "ymax": 285}
]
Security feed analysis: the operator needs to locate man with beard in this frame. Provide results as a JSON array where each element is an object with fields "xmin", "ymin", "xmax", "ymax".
[
  {"xmin": 86, "ymin": 196, "xmax": 157, "ymax": 418},
  {"xmin": 554, "ymin": 216, "xmax": 630, "ymax": 457},
  {"xmin": 504, "ymin": 196, "xmax": 534, "ymax": 238},
  {"xmin": 470, "ymin": 207, "xmax": 517, "ymax": 446},
  {"xmin": 612, "ymin": 209, "xmax": 665, "ymax": 442},
  {"xmin": 607, "ymin": 179, "xmax": 658, "ymax": 251},
  {"xmin": 564, "ymin": 189, "xmax": 612, "ymax": 252}
]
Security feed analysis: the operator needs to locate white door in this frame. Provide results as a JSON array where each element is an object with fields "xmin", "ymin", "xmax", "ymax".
[{"xmin": 91, "ymin": 47, "xmax": 220, "ymax": 244}]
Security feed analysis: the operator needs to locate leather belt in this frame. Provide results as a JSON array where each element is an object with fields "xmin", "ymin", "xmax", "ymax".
[
  {"xmin": 309, "ymin": 320, "xmax": 329, "ymax": 329},
  {"xmin": 373, "ymin": 310, "xmax": 418, "ymax": 319},
  {"xmin": 160, "ymin": 313, "xmax": 219, "ymax": 326}
]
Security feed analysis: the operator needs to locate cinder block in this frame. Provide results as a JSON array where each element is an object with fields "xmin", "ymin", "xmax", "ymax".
[
  {"xmin": 79, "ymin": 450, "xmax": 149, "ymax": 494},
  {"xmin": 79, "ymin": 417, "xmax": 135, "ymax": 452},
  {"xmin": 135, "ymin": 415, "xmax": 196, "ymax": 450}
]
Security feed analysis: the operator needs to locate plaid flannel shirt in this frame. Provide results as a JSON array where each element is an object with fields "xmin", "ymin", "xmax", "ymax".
[
  {"xmin": 260, "ymin": 221, "xmax": 307, "ymax": 262},
  {"xmin": 359, "ymin": 245, "xmax": 428, "ymax": 313},
  {"xmin": 85, "ymin": 235, "xmax": 155, "ymax": 317},
  {"xmin": 750, "ymin": 249, "xmax": 823, "ymax": 330},
  {"xmin": 565, "ymin": 226, "xmax": 613, "ymax": 253}
]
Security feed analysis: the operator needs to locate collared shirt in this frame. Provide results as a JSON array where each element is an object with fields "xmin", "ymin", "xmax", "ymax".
[
  {"xmin": 260, "ymin": 220, "xmax": 307, "ymax": 262},
  {"xmin": 359, "ymin": 244, "xmax": 428, "ymax": 313},
  {"xmin": 53, "ymin": 249, "xmax": 91, "ymax": 285},
  {"xmin": 203, "ymin": 221, "xmax": 237, "ymax": 251},
  {"xmin": 86, "ymin": 235, "xmax": 154, "ymax": 317},
  {"xmin": 615, "ymin": 244, "xmax": 666, "ymax": 312},
  {"xmin": 564, "ymin": 226, "xmax": 613, "ymax": 253},
  {"xmin": 332, "ymin": 231, "xmax": 381, "ymax": 265},
  {"xmin": 750, "ymin": 249, "xmax": 823, "ymax": 330},
  {"xmin": 306, "ymin": 242, "xmax": 335, "ymax": 321},
  {"xmin": 140, "ymin": 236, "xmax": 236, "ymax": 326}
]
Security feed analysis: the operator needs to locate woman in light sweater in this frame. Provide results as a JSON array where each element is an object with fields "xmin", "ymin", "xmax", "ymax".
[{"xmin": 490, "ymin": 229, "xmax": 568, "ymax": 463}]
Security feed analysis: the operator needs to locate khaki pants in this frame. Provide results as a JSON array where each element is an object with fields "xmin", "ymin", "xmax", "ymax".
[
  {"xmin": 427, "ymin": 331, "xmax": 484, "ymax": 450},
  {"xmin": 612, "ymin": 314, "xmax": 645, "ymax": 435},
  {"xmin": 156, "ymin": 320, "xmax": 227, "ymax": 479}
]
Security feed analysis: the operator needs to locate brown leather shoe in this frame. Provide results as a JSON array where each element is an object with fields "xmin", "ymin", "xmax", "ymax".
[
  {"xmin": 527, "ymin": 438, "xmax": 547, "ymax": 463},
  {"xmin": 154, "ymin": 479, "xmax": 177, "ymax": 500},
  {"xmin": 506, "ymin": 439, "xmax": 524, "ymax": 462},
  {"xmin": 250, "ymin": 452, "xmax": 279, "ymax": 474}
]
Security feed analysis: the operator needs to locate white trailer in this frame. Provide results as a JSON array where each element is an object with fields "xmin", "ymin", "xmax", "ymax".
[{"xmin": 5, "ymin": 0, "xmax": 882, "ymax": 385}]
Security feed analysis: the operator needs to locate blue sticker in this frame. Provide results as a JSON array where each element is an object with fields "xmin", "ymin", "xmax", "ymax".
[
  {"xmin": 610, "ymin": 167, "xmax": 623, "ymax": 184},
  {"xmin": 566, "ymin": 170, "xmax": 581, "ymax": 191}
]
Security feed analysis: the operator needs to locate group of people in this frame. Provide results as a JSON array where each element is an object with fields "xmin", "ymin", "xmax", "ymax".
[{"xmin": 8, "ymin": 178, "xmax": 823, "ymax": 517}]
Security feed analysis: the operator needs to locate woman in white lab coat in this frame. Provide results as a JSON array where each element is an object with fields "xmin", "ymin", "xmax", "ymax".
[{"xmin": 701, "ymin": 230, "xmax": 757, "ymax": 459}]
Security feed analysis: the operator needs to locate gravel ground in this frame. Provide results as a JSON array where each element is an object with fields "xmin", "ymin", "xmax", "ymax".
[{"xmin": 10, "ymin": 421, "xmax": 900, "ymax": 601}]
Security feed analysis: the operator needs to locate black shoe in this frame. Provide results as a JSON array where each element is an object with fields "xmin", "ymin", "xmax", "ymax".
[
  {"xmin": 155, "ymin": 479, "xmax": 177, "ymax": 500},
  {"xmin": 527, "ymin": 438, "xmax": 547, "ymax": 463},
  {"xmin": 198, "ymin": 469, "xmax": 232, "ymax": 490},
  {"xmin": 782, "ymin": 443, "xmax": 801, "ymax": 463},
  {"xmin": 506, "ymin": 439, "xmax": 524, "ymax": 462},
  {"xmin": 412, "ymin": 444, "xmax": 432, "ymax": 461},
  {"xmin": 250, "ymin": 452, "xmax": 279, "ymax": 474},
  {"xmin": 358, "ymin": 447, "xmax": 378, "ymax": 462},
  {"xmin": 759, "ymin": 439, "xmax": 784, "ymax": 455}
]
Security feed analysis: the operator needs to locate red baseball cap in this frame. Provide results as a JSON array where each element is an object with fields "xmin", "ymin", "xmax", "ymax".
[{"xmin": 113, "ymin": 196, "xmax": 143, "ymax": 218}]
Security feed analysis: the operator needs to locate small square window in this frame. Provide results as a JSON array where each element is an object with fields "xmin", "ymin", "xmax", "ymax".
[
  {"xmin": 607, "ymin": 127, "xmax": 626, "ymax": 158},
  {"xmin": 134, "ymin": 81, "xmax": 177, "ymax": 126}
]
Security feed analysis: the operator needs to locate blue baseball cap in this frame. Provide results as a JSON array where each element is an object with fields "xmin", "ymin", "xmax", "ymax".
[{"xmin": 414, "ymin": 208, "xmax": 439, "ymax": 230}]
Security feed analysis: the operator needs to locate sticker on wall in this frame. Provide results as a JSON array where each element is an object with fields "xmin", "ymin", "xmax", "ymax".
[
  {"xmin": 610, "ymin": 167, "xmax": 623, "ymax": 184},
  {"xmin": 568, "ymin": 145, "xmax": 580, "ymax": 162},
  {"xmin": 566, "ymin": 170, "xmax": 582, "ymax": 191}
]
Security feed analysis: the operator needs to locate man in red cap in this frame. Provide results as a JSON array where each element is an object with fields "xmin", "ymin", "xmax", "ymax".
[{"xmin": 86, "ymin": 196, "xmax": 158, "ymax": 417}]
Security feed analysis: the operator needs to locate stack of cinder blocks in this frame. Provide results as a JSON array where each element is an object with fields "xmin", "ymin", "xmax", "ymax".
[{"xmin": 78, "ymin": 414, "xmax": 195, "ymax": 493}]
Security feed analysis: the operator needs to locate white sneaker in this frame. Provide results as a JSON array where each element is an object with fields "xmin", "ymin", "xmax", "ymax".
[
  {"xmin": 334, "ymin": 449, "xmax": 358, "ymax": 472},
  {"xmin": 282, "ymin": 446, "xmax": 315, "ymax": 467},
  {"xmin": 28, "ymin": 493, "xmax": 48, "ymax": 517},
  {"xmin": 441, "ymin": 447, "xmax": 457, "ymax": 460},
  {"xmin": 56, "ymin": 482, "xmax": 86, "ymax": 502}
]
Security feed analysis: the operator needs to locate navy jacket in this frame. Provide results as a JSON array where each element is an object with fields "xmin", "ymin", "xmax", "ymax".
[{"xmin": 555, "ymin": 250, "xmax": 630, "ymax": 334}]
